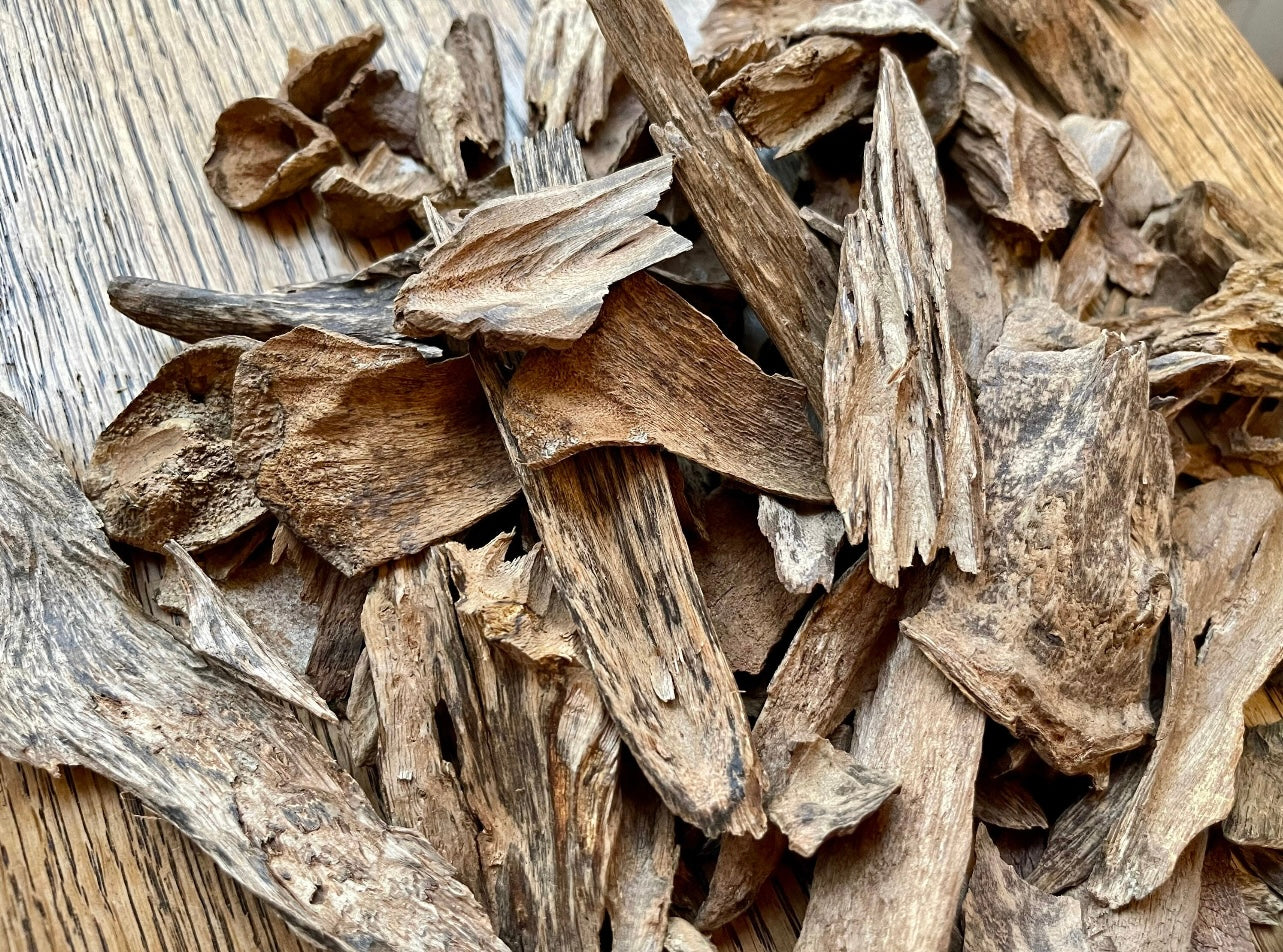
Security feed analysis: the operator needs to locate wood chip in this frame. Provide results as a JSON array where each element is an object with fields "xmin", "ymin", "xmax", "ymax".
[
  {"xmin": 525, "ymin": 0, "xmax": 619, "ymax": 139},
  {"xmin": 756, "ymin": 494, "xmax": 845, "ymax": 594},
  {"xmin": 698, "ymin": 0, "xmax": 836, "ymax": 53},
  {"xmin": 84, "ymin": 337, "xmax": 266, "ymax": 554},
  {"xmin": 1059, "ymin": 115, "xmax": 1133, "ymax": 187},
  {"xmin": 313, "ymin": 144, "xmax": 441, "ymax": 237},
  {"xmin": 280, "ymin": 25, "xmax": 384, "ymax": 118},
  {"xmin": 232, "ymin": 327, "xmax": 519, "ymax": 576},
  {"xmin": 1105, "ymin": 134, "xmax": 1174, "ymax": 227},
  {"xmin": 665, "ymin": 918, "xmax": 717, "ymax": 952},
  {"xmin": 1226, "ymin": 720, "xmax": 1283, "ymax": 849},
  {"xmin": 974, "ymin": 774, "xmax": 1049, "ymax": 831},
  {"xmin": 823, "ymin": 50, "xmax": 983, "ymax": 589},
  {"xmin": 395, "ymin": 158, "xmax": 690, "ymax": 349},
  {"xmin": 606, "ymin": 771, "xmax": 678, "ymax": 952},
  {"xmin": 1192, "ymin": 838, "xmax": 1256, "ymax": 952},
  {"xmin": 322, "ymin": 66, "xmax": 420, "ymax": 157},
  {"xmin": 947, "ymin": 203, "xmax": 1006, "ymax": 384},
  {"xmin": 204, "ymin": 97, "xmax": 341, "ymax": 211}
]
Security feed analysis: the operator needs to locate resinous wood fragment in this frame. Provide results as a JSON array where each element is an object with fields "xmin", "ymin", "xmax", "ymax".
[
  {"xmin": 1226, "ymin": 720, "xmax": 1283, "ymax": 849},
  {"xmin": 395, "ymin": 158, "xmax": 691, "ymax": 349},
  {"xmin": 232, "ymin": 327, "xmax": 518, "ymax": 576},
  {"xmin": 0, "ymin": 393, "xmax": 506, "ymax": 952},
  {"xmin": 313, "ymin": 144, "xmax": 441, "ymax": 237},
  {"xmin": 664, "ymin": 919, "xmax": 717, "ymax": 952},
  {"xmin": 84, "ymin": 337, "xmax": 267, "ymax": 554},
  {"xmin": 756, "ymin": 494, "xmax": 845, "ymax": 594},
  {"xmin": 1059, "ymin": 115, "xmax": 1133, "ymax": 187},
  {"xmin": 823, "ymin": 50, "xmax": 983, "ymax": 589},
  {"xmin": 905, "ymin": 335, "xmax": 1173, "ymax": 778},
  {"xmin": 698, "ymin": 0, "xmax": 836, "ymax": 53},
  {"xmin": 950, "ymin": 66, "xmax": 1101, "ymax": 240},
  {"xmin": 947, "ymin": 203, "xmax": 1006, "ymax": 384},
  {"xmin": 279, "ymin": 25, "xmax": 383, "ymax": 119},
  {"xmin": 1092, "ymin": 477, "xmax": 1283, "ymax": 909},
  {"xmin": 204, "ymin": 98, "xmax": 342, "ymax": 211},
  {"xmin": 606, "ymin": 773, "xmax": 678, "ymax": 952},
  {"xmin": 525, "ymin": 0, "xmax": 619, "ymax": 139},
  {"xmin": 974, "ymin": 774, "xmax": 1048, "ymax": 831},
  {"xmin": 1105, "ymin": 134, "xmax": 1174, "ymax": 227},
  {"xmin": 1192, "ymin": 839, "xmax": 1255, "ymax": 952},
  {"xmin": 322, "ymin": 66, "xmax": 420, "ymax": 157},
  {"xmin": 1148, "ymin": 181, "xmax": 1283, "ymax": 286},
  {"xmin": 500, "ymin": 272, "xmax": 828, "ymax": 500}
]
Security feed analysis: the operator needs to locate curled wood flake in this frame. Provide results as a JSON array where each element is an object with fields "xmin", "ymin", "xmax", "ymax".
[
  {"xmin": 322, "ymin": 66, "xmax": 420, "ymax": 157},
  {"xmin": 768, "ymin": 735, "xmax": 898, "ymax": 858},
  {"xmin": 314, "ymin": 144, "xmax": 441, "ymax": 237},
  {"xmin": 606, "ymin": 771, "xmax": 678, "ymax": 952},
  {"xmin": 204, "ymin": 97, "xmax": 341, "ymax": 212},
  {"xmin": 823, "ymin": 50, "xmax": 983, "ymax": 589},
  {"xmin": 963, "ymin": 825, "xmax": 1091, "ymax": 952},
  {"xmin": 417, "ymin": 15, "xmax": 505, "ymax": 194},
  {"xmin": 1091, "ymin": 477, "xmax": 1283, "ymax": 908},
  {"xmin": 0, "ymin": 394, "xmax": 506, "ymax": 952},
  {"xmin": 1228, "ymin": 719, "xmax": 1283, "ymax": 850},
  {"xmin": 525, "ymin": 0, "xmax": 619, "ymax": 139},
  {"xmin": 1059, "ymin": 115, "xmax": 1133, "ymax": 187},
  {"xmin": 280, "ymin": 25, "xmax": 383, "ymax": 118},
  {"xmin": 395, "ymin": 158, "xmax": 690, "ymax": 349},
  {"xmin": 501, "ymin": 272, "xmax": 828, "ymax": 500},
  {"xmin": 84, "ymin": 337, "xmax": 266, "ymax": 554},
  {"xmin": 950, "ymin": 66, "xmax": 1101, "ymax": 240},
  {"xmin": 756, "ymin": 494, "xmax": 845, "ymax": 595},
  {"xmin": 692, "ymin": 36, "xmax": 786, "ymax": 91},
  {"xmin": 1147, "ymin": 351, "xmax": 1233, "ymax": 416},
  {"xmin": 232, "ymin": 327, "xmax": 518, "ymax": 576}
]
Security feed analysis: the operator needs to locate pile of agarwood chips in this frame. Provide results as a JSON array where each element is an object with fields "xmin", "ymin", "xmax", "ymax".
[{"xmin": 7, "ymin": 0, "xmax": 1283, "ymax": 949}]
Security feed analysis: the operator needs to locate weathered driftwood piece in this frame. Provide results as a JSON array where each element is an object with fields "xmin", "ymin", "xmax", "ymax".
[
  {"xmin": 1092, "ymin": 477, "xmax": 1283, "ymax": 908},
  {"xmin": 1191, "ymin": 839, "xmax": 1255, "ymax": 952},
  {"xmin": 204, "ymin": 98, "xmax": 341, "ymax": 211},
  {"xmin": 606, "ymin": 773, "xmax": 678, "ymax": 952},
  {"xmin": 974, "ymin": 774, "xmax": 1048, "ymax": 831},
  {"xmin": 395, "ymin": 158, "xmax": 690, "ymax": 349},
  {"xmin": 756, "ymin": 495, "xmax": 845, "ymax": 594},
  {"xmin": 1226, "ymin": 720, "xmax": 1283, "ymax": 848},
  {"xmin": 688, "ymin": 489, "xmax": 808, "ymax": 675},
  {"xmin": 417, "ymin": 15, "xmax": 505, "ymax": 193},
  {"xmin": 664, "ymin": 920, "xmax": 717, "ymax": 952},
  {"xmin": 232, "ymin": 327, "xmax": 518, "ymax": 575},
  {"xmin": 314, "ymin": 144, "xmax": 441, "ymax": 237},
  {"xmin": 963, "ymin": 826, "xmax": 1091, "ymax": 952},
  {"xmin": 501, "ymin": 272, "xmax": 828, "ymax": 500},
  {"xmin": 525, "ymin": 0, "xmax": 618, "ymax": 139},
  {"xmin": 322, "ymin": 66, "xmax": 420, "ymax": 157},
  {"xmin": 84, "ymin": 337, "xmax": 266, "ymax": 554},
  {"xmin": 767, "ymin": 735, "xmax": 898, "ymax": 858},
  {"xmin": 1060, "ymin": 115, "xmax": 1133, "ymax": 187},
  {"xmin": 0, "ymin": 393, "xmax": 506, "ymax": 952},
  {"xmin": 585, "ymin": 0, "xmax": 837, "ymax": 405},
  {"xmin": 824, "ymin": 51, "xmax": 983, "ymax": 589},
  {"xmin": 280, "ymin": 25, "xmax": 384, "ymax": 118},
  {"xmin": 972, "ymin": 0, "xmax": 1128, "ymax": 116},
  {"xmin": 950, "ymin": 66, "xmax": 1100, "ymax": 240},
  {"xmin": 798, "ymin": 637, "xmax": 985, "ymax": 952},
  {"xmin": 905, "ymin": 335, "xmax": 1173, "ymax": 778}
]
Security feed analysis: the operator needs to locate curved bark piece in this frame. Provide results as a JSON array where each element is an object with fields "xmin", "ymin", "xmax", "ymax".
[
  {"xmin": 395, "ymin": 158, "xmax": 690, "ymax": 349},
  {"xmin": 84, "ymin": 337, "xmax": 266, "ymax": 554},
  {"xmin": 906, "ymin": 336, "xmax": 1173, "ymax": 778},
  {"xmin": 0, "ymin": 393, "xmax": 506, "ymax": 952},
  {"xmin": 232, "ymin": 328, "xmax": 519, "ymax": 576},
  {"xmin": 1091, "ymin": 477, "xmax": 1283, "ymax": 908},
  {"xmin": 1226, "ymin": 720, "xmax": 1283, "ymax": 849},
  {"xmin": 824, "ymin": 50, "xmax": 983, "ymax": 589},
  {"xmin": 501, "ymin": 272, "xmax": 828, "ymax": 501},
  {"xmin": 322, "ymin": 66, "xmax": 420, "ymax": 157},
  {"xmin": 525, "ymin": 0, "xmax": 619, "ymax": 139},
  {"xmin": 756, "ymin": 495, "xmax": 845, "ymax": 594},
  {"xmin": 280, "ymin": 25, "xmax": 383, "ymax": 119},
  {"xmin": 314, "ymin": 144, "xmax": 441, "ymax": 237}
]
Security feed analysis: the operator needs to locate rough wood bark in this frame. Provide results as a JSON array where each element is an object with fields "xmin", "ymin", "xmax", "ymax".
[
  {"xmin": 232, "ymin": 327, "xmax": 519, "ymax": 575},
  {"xmin": 313, "ymin": 144, "xmax": 440, "ymax": 237},
  {"xmin": 755, "ymin": 495, "xmax": 845, "ymax": 594},
  {"xmin": 525, "ymin": 0, "xmax": 619, "ymax": 139},
  {"xmin": 279, "ymin": 25, "xmax": 384, "ymax": 119},
  {"xmin": 824, "ymin": 50, "xmax": 983, "ymax": 589},
  {"xmin": 1226, "ymin": 721, "xmax": 1283, "ymax": 849},
  {"xmin": 322, "ymin": 66, "xmax": 420, "ymax": 158}
]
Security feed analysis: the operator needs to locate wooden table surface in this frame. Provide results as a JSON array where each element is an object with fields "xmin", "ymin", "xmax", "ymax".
[{"xmin": 3, "ymin": 0, "xmax": 1283, "ymax": 949}]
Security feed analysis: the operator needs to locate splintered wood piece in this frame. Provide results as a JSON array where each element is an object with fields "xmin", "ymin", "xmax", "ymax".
[
  {"xmin": 756, "ymin": 495, "xmax": 845, "ymax": 594},
  {"xmin": 417, "ymin": 15, "xmax": 505, "ymax": 193},
  {"xmin": 585, "ymin": 0, "xmax": 837, "ymax": 405},
  {"xmin": 698, "ymin": 0, "xmax": 836, "ymax": 52},
  {"xmin": 950, "ymin": 66, "xmax": 1101, "ymax": 240},
  {"xmin": 1059, "ymin": 115, "xmax": 1133, "ymax": 187},
  {"xmin": 232, "ymin": 327, "xmax": 518, "ymax": 576},
  {"xmin": 280, "ymin": 25, "xmax": 383, "ymax": 118},
  {"xmin": 606, "ymin": 773, "xmax": 678, "ymax": 952},
  {"xmin": 314, "ymin": 144, "xmax": 441, "ymax": 237},
  {"xmin": 395, "ymin": 158, "xmax": 690, "ymax": 349},
  {"xmin": 964, "ymin": 826, "xmax": 1091, "ymax": 952},
  {"xmin": 905, "ymin": 335, "xmax": 1173, "ymax": 778},
  {"xmin": 501, "ymin": 272, "xmax": 828, "ymax": 500},
  {"xmin": 798, "ymin": 637, "xmax": 985, "ymax": 952},
  {"xmin": 1105, "ymin": 134, "xmax": 1174, "ymax": 228},
  {"xmin": 84, "ymin": 337, "xmax": 266, "ymax": 554},
  {"xmin": 696, "ymin": 557, "xmax": 900, "ymax": 929},
  {"xmin": 1057, "ymin": 205, "xmax": 1162, "ymax": 317},
  {"xmin": 163, "ymin": 542, "xmax": 333, "ymax": 722},
  {"xmin": 974, "ymin": 775, "xmax": 1048, "ymax": 831},
  {"xmin": 1149, "ymin": 181, "xmax": 1283, "ymax": 285},
  {"xmin": 692, "ymin": 35, "xmax": 786, "ymax": 91},
  {"xmin": 1091, "ymin": 477, "xmax": 1283, "ymax": 908},
  {"xmin": 1226, "ymin": 721, "xmax": 1283, "ymax": 849},
  {"xmin": 344, "ymin": 650, "xmax": 378, "ymax": 766},
  {"xmin": 768, "ymin": 735, "xmax": 899, "ymax": 858},
  {"xmin": 581, "ymin": 83, "xmax": 649, "ymax": 180},
  {"xmin": 0, "ymin": 394, "xmax": 505, "ymax": 952},
  {"xmin": 204, "ymin": 97, "xmax": 341, "ymax": 211},
  {"xmin": 947, "ymin": 204, "xmax": 1006, "ymax": 384},
  {"xmin": 525, "ymin": 0, "xmax": 619, "ymax": 139},
  {"xmin": 972, "ymin": 0, "xmax": 1128, "ymax": 116},
  {"xmin": 322, "ymin": 66, "xmax": 420, "ymax": 157},
  {"xmin": 824, "ymin": 50, "xmax": 983, "ymax": 589},
  {"xmin": 1192, "ymin": 839, "xmax": 1255, "ymax": 952},
  {"xmin": 665, "ymin": 919, "xmax": 717, "ymax": 952},
  {"xmin": 689, "ymin": 489, "xmax": 809, "ymax": 675}
]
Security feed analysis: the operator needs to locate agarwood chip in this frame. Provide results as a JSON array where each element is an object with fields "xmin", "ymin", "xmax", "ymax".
[
  {"xmin": 789, "ymin": 0, "xmax": 956, "ymax": 50},
  {"xmin": 279, "ymin": 25, "xmax": 383, "ymax": 118},
  {"xmin": 581, "ymin": 81, "xmax": 649, "ymax": 180},
  {"xmin": 1202, "ymin": 397, "xmax": 1283, "ymax": 469},
  {"xmin": 698, "ymin": 0, "xmax": 837, "ymax": 53},
  {"xmin": 755, "ymin": 495, "xmax": 845, "ymax": 594},
  {"xmin": 525, "ymin": 0, "xmax": 619, "ymax": 139},
  {"xmin": 906, "ymin": 335, "xmax": 1172, "ymax": 778},
  {"xmin": 322, "ymin": 66, "xmax": 420, "ymax": 157},
  {"xmin": 947, "ymin": 204, "xmax": 1005, "ymax": 384},
  {"xmin": 395, "ymin": 158, "xmax": 690, "ymax": 349},
  {"xmin": 314, "ymin": 143, "xmax": 441, "ymax": 237},
  {"xmin": 665, "ymin": 919, "xmax": 717, "ymax": 952},
  {"xmin": 84, "ymin": 337, "xmax": 266, "ymax": 554},
  {"xmin": 232, "ymin": 327, "xmax": 518, "ymax": 576},
  {"xmin": 950, "ymin": 66, "xmax": 1101, "ymax": 240},
  {"xmin": 693, "ymin": 36, "xmax": 786, "ymax": 91},
  {"xmin": 1147, "ymin": 181, "xmax": 1283, "ymax": 288},
  {"xmin": 974, "ymin": 774, "xmax": 1048, "ymax": 831},
  {"xmin": 204, "ymin": 97, "xmax": 341, "ymax": 211},
  {"xmin": 823, "ymin": 50, "xmax": 983, "ymax": 588},
  {"xmin": 1060, "ymin": 115, "xmax": 1133, "ymax": 187},
  {"xmin": 343, "ymin": 650, "xmax": 378, "ymax": 766},
  {"xmin": 1192, "ymin": 839, "xmax": 1255, "ymax": 952},
  {"xmin": 606, "ymin": 773, "xmax": 678, "ymax": 952},
  {"xmin": 1057, "ymin": 204, "xmax": 1162, "ymax": 316},
  {"xmin": 1105, "ymin": 134, "xmax": 1175, "ymax": 227}
]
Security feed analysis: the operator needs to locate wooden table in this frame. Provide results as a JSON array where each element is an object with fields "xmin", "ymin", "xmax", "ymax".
[{"xmin": 2, "ymin": 0, "xmax": 1282, "ymax": 948}]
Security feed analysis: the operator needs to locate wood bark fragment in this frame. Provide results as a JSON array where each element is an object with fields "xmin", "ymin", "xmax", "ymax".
[
  {"xmin": 1059, "ymin": 115, "xmax": 1133, "ymax": 187},
  {"xmin": 84, "ymin": 337, "xmax": 267, "ymax": 554},
  {"xmin": 0, "ymin": 393, "xmax": 507, "ymax": 952},
  {"xmin": 605, "ymin": 771, "xmax": 678, "ymax": 952},
  {"xmin": 525, "ymin": 0, "xmax": 619, "ymax": 139},
  {"xmin": 905, "ymin": 335, "xmax": 1173, "ymax": 777},
  {"xmin": 1192, "ymin": 839, "xmax": 1256, "ymax": 952},
  {"xmin": 279, "ymin": 25, "xmax": 383, "ymax": 119},
  {"xmin": 314, "ymin": 144, "xmax": 441, "ymax": 237},
  {"xmin": 823, "ymin": 50, "xmax": 983, "ymax": 589},
  {"xmin": 1092, "ymin": 476, "xmax": 1283, "ymax": 908},
  {"xmin": 395, "ymin": 158, "xmax": 690, "ymax": 349},
  {"xmin": 755, "ymin": 495, "xmax": 845, "ymax": 594},
  {"xmin": 322, "ymin": 66, "xmax": 420, "ymax": 157},
  {"xmin": 204, "ymin": 98, "xmax": 342, "ymax": 211},
  {"xmin": 1227, "ymin": 720, "xmax": 1283, "ymax": 849},
  {"xmin": 232, "ymin": 327, "xmax": 519, "ymax": 575}
]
